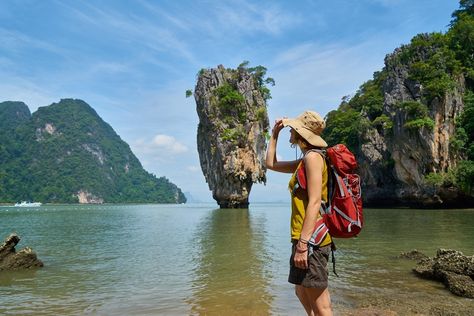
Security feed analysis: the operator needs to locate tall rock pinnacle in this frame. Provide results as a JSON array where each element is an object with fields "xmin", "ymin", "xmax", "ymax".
[{"xmin": 194, "ymin": 64, "xmax": 271, "ymax": 208}]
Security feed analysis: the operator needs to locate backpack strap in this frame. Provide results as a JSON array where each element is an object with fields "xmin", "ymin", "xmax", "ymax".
[{"xmin": 304, "ymin": 148, "xmax": 326, "ymax": 159}]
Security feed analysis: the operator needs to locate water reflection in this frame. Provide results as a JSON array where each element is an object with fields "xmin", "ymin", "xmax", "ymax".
[{"xmin": 188, "ymin": 208, "xmax": 273, "ymax": 315}]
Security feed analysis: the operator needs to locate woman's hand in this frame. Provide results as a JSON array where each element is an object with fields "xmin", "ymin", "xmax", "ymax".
[
  {"xmin": 272, "ymin": 118, "xmax": 286, "ymax": 138},
  {"xmin": 294, "ymin": 241, "xmax": 309, "ymax": 269}
]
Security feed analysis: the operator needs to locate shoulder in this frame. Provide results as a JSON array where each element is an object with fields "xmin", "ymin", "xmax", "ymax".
[{"xmin": 303, "ymin": 150, "xmax": 324, "ymax": 166}]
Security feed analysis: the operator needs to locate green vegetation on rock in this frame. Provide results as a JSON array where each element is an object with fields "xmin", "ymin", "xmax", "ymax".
[{"xmin": 209, "ymin": 62, "xmax": 273, "ymax": 146}]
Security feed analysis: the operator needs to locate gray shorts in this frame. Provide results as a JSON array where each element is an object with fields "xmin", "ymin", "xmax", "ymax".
[{"xmin": 288, "ymin": 241, "xmax": 331, "ymax": 288}]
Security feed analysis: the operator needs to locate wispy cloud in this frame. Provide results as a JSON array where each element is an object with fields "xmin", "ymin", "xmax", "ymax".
[
  {"xmin": 268, "ymin": 37, "xmax": 389, "ymax": 118},
  {"xmin": 0, "ymin": 75, "xmax": 57, "ymax": 110},
  {"xmin": 60, "ymin": 1, "xmax": 197, "ymax": 65},
  {"xmin": 137, "ymin": 0, "xmax": 190, "ymax": 31},
  {"xmin": 213, "ymin": 1, "xmax": 301, "ymax": 36},
  {"xmin": 0, "ymin": 27, "xmax": 65, "ymax": 55}
]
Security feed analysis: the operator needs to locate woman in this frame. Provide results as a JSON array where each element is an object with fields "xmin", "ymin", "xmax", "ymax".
[{"xmin": 265, "ymin": 110, "xmax": 333, "ymax": 316}]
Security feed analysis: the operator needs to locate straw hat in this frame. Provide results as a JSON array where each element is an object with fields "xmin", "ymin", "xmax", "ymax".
[{"xmin": 282, "ymin": 111, "xmax": 328, "ymax": 148}]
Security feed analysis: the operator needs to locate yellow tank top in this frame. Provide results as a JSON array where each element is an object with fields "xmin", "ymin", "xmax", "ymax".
[{"xmin": 288, "ymin": 153, "xmax": 331, "ymax": 246}]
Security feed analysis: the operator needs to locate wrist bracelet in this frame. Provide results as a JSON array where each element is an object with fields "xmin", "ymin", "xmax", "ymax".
[
  {"xmin": 296, "ymin": 247, "xmax": 308, "ymax": 253},
  {"xmin": 299, "ymin": 238, "xmax": 308, "ymax": 244}
]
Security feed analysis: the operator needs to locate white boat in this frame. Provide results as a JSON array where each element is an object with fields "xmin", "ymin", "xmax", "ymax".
[{"xmin": 14, "ymin": 201, "xmax": 42, "ymax": 207}]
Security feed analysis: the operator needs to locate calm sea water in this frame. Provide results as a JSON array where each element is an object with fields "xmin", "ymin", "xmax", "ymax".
[{"xmin": 1, "ymin": 203, "xmax": 473, "ymax": 315}]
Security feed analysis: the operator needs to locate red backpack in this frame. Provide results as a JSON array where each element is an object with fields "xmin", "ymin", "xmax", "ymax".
[{"xmin": 295, "ymin": 144, "xmax": 363, "ymax": 239}]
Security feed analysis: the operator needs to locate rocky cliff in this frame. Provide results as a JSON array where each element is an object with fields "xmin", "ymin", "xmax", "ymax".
[
  {"xmin": 357, "ymin": 47, "xmax": 470, "ymax": 207},
  {"xmin": 194, "ymin": 64, "xmax": 270, "ymax": 208},
  {"xmin": 323, "ymin": 3, "xmax": 474, "ymax": 208}
]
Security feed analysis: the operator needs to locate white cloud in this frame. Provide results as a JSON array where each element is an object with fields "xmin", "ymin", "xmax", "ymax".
[
  {"xmin": 131, "ymin": 134, "xmax": 188, "ymax": 159},
  {"xmin": 152, "ymin": 134, "xmax": 188, "ymax": 154}
]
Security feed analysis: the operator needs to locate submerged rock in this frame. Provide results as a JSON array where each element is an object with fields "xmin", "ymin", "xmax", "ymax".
[
  {"xmin": 194, "ymin": 64, "xmax": 270, "ymax": 208},
  {"xmin": 0, "ymin": 233, "xmax": 43, "ymax": 271},
  {"xmin": 399, "ymin": 249, "xmax": 428, "ymax": 260},
  {"xmin": 413, "ymin": 248, "xmax": 474, "ymax": 298}
]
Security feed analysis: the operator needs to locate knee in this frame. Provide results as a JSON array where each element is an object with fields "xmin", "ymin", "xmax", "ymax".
[
  {"xmin": 295, "ymin": 286, "xmax": 305, "ymax": 299},
  {"xmin": 316, "ymin": 298, "xmax": 332, "ymax": 314}
]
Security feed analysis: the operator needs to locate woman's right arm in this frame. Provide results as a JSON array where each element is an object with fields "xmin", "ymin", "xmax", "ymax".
[{"xmin": 265, "ymin": 118, "xmax": 299, "ymax": 173}]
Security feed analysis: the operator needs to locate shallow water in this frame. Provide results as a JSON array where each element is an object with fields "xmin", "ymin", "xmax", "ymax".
[{"xmin": 0, "ymin": 203, "xmax": 473, "ymax": 315}]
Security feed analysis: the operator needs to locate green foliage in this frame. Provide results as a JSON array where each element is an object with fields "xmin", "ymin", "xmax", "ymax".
[
  {"xmin": 404, "ymin": 118, "xmax": 435, "ymax": 130},
  {"xmin": 424, "ymin": 172, "xmax": 445, "ymax": 187},
  {"xmin": 398, "ymin": 101, "xmax": 434, "ymax": 130},
  {"xmin": 449, "ymin": 2, "xmax": 474, "ymax": 88},
  {"xmin": 451, "ymin": 126, "xmax": 468, "ymax": 152},
  {"xmin": 214, "ymin": 83, "xmax": 247, "ymax": 126},
  {"xmin": 454, "ymin": 91, "xmax": 474, "ymax": 159},
  {"xmin": 238, "ymin": 62, "xmax": 275, "ymax": 101},
  {"xmin": 215, "ymin": 83, "xmax": 245, "ymax": 110},
  {"xmin": 221, "ymin": 127, "xmax": 245, "ymax": 145},
  {"xmin": 0, "ymin": 99, "xmax": 186, "ymax": 204},
  {"xmin": 323, "ymin": 109, "xmax": 368, "ymax": 153},
  {"xmin": 455, "ymin": 160, "xmax": 474, "ymax": 194},
  {"xmin": 185, "ymin": 89, "xmax": 193, "ymax": 98},
  {"xmin": 424, "ymin": 170, "xmax": 456, "ymax": 187},
  {"xmin": 255, "ymin": 106, "xmax": 267, "ymax": 121},
  {"xmin": 390, "ymin": 31, "xmax": 462, "ymax": 102},
  {"xmin": 460, "ymin": 91, "xmax": 474, "ymax": 140},
  {"xmin": 372, "ymin": 114, "xmax": 393, "ymax": 130},
  {"xmin": 400, "ymin": 101, "xmax": 428, "ymax": 117},
  {"xmin": 346, "ymin": 72, "xmax": 385, "ymax": 120}
]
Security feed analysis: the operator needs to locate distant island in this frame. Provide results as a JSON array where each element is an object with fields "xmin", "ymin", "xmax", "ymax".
[{"xmin": 0, "ymin": 99, "xmax": 186, "ymax": 204}]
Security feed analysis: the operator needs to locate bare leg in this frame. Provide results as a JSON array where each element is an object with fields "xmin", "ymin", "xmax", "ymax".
[
  {"xmin": 304, "ymin": 287, "xmax": 332, "ymax": 316},
  {"xmin": 295, "ymin": 285, "xmax": 315, "ymax": 316}
]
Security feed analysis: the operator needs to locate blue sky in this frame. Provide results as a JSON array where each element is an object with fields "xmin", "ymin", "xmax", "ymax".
[{"xmin": 0, "ymin": 0, "xmax": 459, "ymax": 203}]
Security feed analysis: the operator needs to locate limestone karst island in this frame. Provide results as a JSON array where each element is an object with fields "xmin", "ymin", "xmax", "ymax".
[{"xmin": 0, "ymin": 99, "xmax": 186, "ymax": 204}]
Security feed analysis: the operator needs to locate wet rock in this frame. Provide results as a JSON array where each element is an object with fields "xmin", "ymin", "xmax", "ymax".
[
  {"xmin": 443, "ymin": 271, "xmax": 474, "ymax": 298},
  {"xmin": 399, "ymin": 249, "xmax": 428, "ymax": 260},
  {"xmin": 413, "ymin": 248, "xmax": 474, "ymax": 298},
  {"xmin": 412, "ymin": 257, "xmax": 436, "ymax": 279},
  {"xmin": 0, "ymin": 233, "xmax": 43, "ymax": 271}
]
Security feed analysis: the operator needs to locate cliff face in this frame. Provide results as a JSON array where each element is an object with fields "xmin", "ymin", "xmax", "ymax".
[
  {"xmin": 194, "ymin": 65, "xmax": 270, "ymax": 208},
  {"xmin": 358, "ymin": 47, "xmax": 471, "ymax": 207}
]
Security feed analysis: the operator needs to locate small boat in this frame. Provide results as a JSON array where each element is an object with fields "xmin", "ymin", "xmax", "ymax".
[{"xmin": 14, "ymin": 201, "xmax": 42, "ymax": 207}]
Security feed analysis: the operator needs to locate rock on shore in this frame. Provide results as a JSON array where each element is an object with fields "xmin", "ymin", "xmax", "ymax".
[
  {"xmin": 411, "ymin": 249, "xmax": 474, "ymax": 298},
  {"xmin": 0, "ymin": 233, "xmax": 43, "ymax": 271}
]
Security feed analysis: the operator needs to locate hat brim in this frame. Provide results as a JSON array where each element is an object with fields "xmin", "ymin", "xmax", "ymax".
[{"xmin": 282, "ymin": 118, "xmax": 328, "ymax": 148}]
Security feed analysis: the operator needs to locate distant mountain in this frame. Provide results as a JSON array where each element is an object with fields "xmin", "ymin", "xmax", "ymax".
[{"xmin": 0, "ymin": 99, "xmax": 186, "ymax": 204}]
